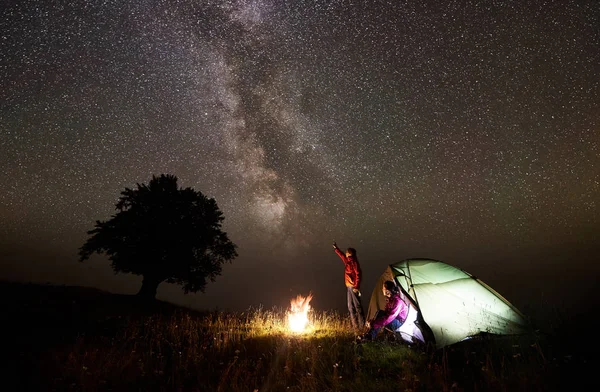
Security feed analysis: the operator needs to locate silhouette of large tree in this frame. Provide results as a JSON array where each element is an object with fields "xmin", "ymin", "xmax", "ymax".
[{"xmin": 79, "ymin": 174, "xmax": 238, "ymax": 300}]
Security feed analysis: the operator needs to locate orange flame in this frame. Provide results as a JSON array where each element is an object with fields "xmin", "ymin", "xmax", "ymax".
[{"xmin": 287, "ymin": 293, "xmax": 313, "ymax": 333}]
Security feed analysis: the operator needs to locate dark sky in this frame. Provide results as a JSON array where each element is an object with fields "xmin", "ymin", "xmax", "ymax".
[{"xmin": 1, "ymin": 0, "xmax": 599, "ymax": 317}]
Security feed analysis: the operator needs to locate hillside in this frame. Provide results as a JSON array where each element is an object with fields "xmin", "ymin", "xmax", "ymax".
[{"xmin": 1, "ymin": 281, "xmax": 595, "ymax": 391}]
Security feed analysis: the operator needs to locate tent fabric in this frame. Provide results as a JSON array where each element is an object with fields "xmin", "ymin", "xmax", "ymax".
[
  {"xmin": 367, "ymin": 258, "xmax": 529, "ymax": 348},
  {"xmin": 396, "ymin": 305, "xmax": 424, "ymax": 344}
]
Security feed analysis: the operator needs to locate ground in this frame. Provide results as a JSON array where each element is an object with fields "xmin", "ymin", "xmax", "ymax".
[{"xmin": 1, "ymin": 281, "xmax": 596, "ymax": 391}]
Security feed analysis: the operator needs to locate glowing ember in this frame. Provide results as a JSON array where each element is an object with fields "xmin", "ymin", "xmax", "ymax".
[{"xmin": 287, "ymin": 293, "xmax": 313, "ymax": 333}]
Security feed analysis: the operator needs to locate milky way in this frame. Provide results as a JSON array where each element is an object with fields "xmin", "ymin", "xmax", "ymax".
[{"xmin": 1, "ymin": 0, "xmax": 598, "ymax": 311}]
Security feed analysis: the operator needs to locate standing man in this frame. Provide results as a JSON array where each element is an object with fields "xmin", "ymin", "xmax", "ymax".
[{"xmin": 332, "ymin": 241, "xmax": 365, "ymax": 332}]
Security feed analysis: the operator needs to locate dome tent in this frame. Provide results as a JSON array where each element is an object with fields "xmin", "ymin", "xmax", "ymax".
[{"xmin": 366, "ymin": 258, "xmax": 529, "ymax": 349}]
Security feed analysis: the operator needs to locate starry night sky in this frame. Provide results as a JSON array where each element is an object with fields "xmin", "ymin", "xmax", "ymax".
[{"xmin": 1, "ymin": 0, "xmax": 598, "ymax": 317}]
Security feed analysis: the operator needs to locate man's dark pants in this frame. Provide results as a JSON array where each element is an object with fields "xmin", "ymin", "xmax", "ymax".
[{"xmin": 347, "ymin": 286, "xmax": 365, "ymax": 331}]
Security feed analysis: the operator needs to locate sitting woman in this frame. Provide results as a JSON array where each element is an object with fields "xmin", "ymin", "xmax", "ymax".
[{"xmin": 361, "ymin": 280, "xmax": 408, "ymax": 341}]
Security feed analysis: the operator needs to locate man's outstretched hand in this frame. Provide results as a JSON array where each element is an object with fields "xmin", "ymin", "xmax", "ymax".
[{"xmin": 332, "ymin": 241, "xmax": 337, "ymax": 249}]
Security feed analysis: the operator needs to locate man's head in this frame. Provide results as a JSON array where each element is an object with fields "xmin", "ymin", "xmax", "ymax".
[{"xmin": 345, "ymin": 247, "xmax": 356, "ymax": 257}]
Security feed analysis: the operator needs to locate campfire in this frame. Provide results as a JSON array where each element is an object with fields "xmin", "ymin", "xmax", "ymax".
[{"xmin": 287, "ymin": 293, "xmax": 313, "ymax": 333}]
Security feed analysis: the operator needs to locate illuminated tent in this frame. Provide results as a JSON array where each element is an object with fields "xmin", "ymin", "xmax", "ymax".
[{"xmin": 366, "ymin": 258, "xmax": 529, "ymax": 349}]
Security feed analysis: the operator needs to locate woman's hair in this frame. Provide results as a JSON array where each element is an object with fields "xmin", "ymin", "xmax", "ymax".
[
  {"xmin": 383, "ymin": 280, "xmax": 399, "ymax": 293},
  {"xmin": 346, "ymin": 247, "xmax": 356, "ymax": 256}
]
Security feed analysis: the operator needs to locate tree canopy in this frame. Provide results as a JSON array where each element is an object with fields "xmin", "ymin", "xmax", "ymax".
[{"xmin": 79, "ymin": 174, "xmax": 238, "ymax": 299}]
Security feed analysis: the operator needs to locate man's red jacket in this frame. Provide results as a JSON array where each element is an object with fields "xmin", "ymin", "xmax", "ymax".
[{"xmin": 334, "ymin": 248, "xmax": 362, "ymax": 290}]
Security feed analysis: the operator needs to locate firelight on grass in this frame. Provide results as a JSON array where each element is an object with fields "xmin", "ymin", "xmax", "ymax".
[{"xmin": 287, "ymin": 293, "xmax": 313, "ymax": 333}]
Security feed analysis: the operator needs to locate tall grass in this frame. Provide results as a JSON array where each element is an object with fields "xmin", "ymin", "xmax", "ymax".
[
  {"xmin": 35, "ymin": 306, "xmax": 568, "ymax": 392},
  {"xmin": 50, "ymin": 307, "xmax": 369, "ymax": 391},
  {"xmin": 3, "ymin": 284, "xmax": 589, "ymax": 391}
]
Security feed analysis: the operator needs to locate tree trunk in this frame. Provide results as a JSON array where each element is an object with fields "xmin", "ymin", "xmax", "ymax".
[{"xmin": 137, "ymin": 275, "xmax": 161, "ymax": 300}]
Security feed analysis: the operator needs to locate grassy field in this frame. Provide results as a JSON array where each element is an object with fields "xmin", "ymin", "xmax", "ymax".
[{"xmin": 1, "ymin": 282, "xmax": 594, "ymax": 391}]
